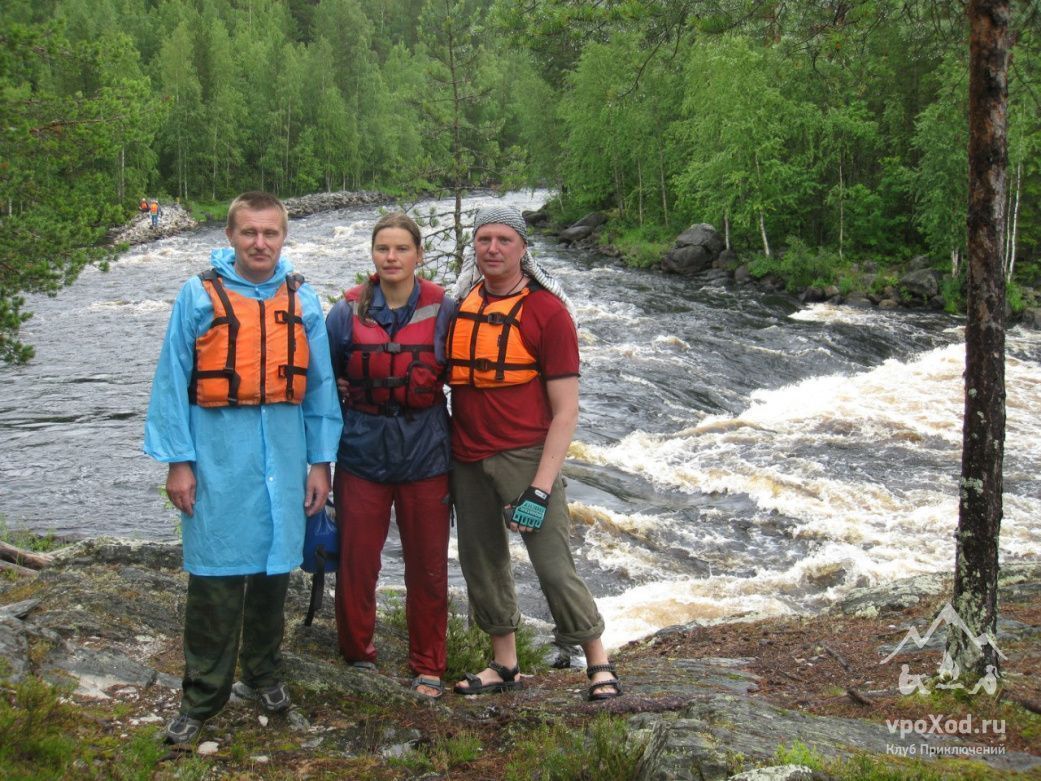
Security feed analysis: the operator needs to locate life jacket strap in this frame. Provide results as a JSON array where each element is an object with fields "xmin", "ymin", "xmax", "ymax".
[
  {"xmin": 282, "ymin": 274, "xmax": 305, "ymax": 400},
  {"xmin": 189, "ymin": 269, "xmax": 242, "ymax": 406}
]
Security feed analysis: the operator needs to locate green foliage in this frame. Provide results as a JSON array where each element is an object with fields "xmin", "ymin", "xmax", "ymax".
[
  {"xmin": 942, "ymin": 273, "xmax": 966, "ymax": 315},
  {"xmin": 750, "ymin": 237, "xmax": 845, "ymax": 292},
  {"xmin": 186, "ymin": 200, "xmax": 228, "ymax": 224},
  {"xmin": 445, "ymin": 604, "xmax": 548, "ymax": 683},
  {"xmin": 503, "ymin": 713, "xmax": 643, "ymax": 781},
  {"xmin": 913, "ymin": 55, "xmax": 969, "ymax": 261},
  {"xmin": 5, "ymin": 0, "xmax": 1041, "ymax": 363},
  {"xmin": 558, "ymin": 30, "xmax": 682, "ymax": 224},
  {"xmin": 0, "ymin": 517, "xmax": 62, "ymax": 553},
  {"xmin": 774, "ymin": 740, "xmax": 824, "ymax": 769},
  {"xmin": 0, "ymin": 19, "xmax": 158, "ymax": 363},
  {"xmin": 1007, "ymin": 279, "xmax": 1025, "ymax": 315},
  {"xmin": 611, "ymin": 224, "xmax": 672, "ymax": 268},
  {"xmin": 380, "ymin": 593, "xmax": 548, "ymax": 682},
  {"xmin": 0, "ymin": 677, "xmax": 77, "ymax": 776},
  {"xmin": 388, "ymin": 729, "xmax": 483, "ymax": 774},
  {"xmin": 672, "ymin": 35, "xmax": 819, "ymax": 256}
]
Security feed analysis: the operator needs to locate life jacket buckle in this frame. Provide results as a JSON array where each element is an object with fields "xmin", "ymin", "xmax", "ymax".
[
  {"xmin": 274, "ymin": 310, "xmax": 288, "ymax": 324},
  {"xmin": 473, "ymin": 358, "xmax": 494, "ymax": 372},
  {"xmin": 485, "ymin": 312, "xmax": 508, "ymax": 325},
  {"xmin": 384, "ymin": 342, "xmax": 402, "ymax": 354}
]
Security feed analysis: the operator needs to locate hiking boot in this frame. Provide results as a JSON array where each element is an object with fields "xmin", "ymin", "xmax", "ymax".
[
  {"xmin": 164, "ymin": 714, "xmax": 203, "ymax": 744},
  {"xmin": 232, "ymin": 680, "xmax": 291, "ymax": 713}
]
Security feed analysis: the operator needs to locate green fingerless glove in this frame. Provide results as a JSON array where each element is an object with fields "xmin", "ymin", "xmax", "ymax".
[{"xmin": 505, "ymin": 486, "xmax": 549, "ymax": 530}]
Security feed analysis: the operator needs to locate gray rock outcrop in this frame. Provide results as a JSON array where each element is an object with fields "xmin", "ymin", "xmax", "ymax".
[
  {"xmin": 283, "ymin": 190, "xmax": 387, "ymax": 217},
  {"xmin": 109, "ymin": 204, "xmax": 198, "ymax": 246},
  {"xmin": 662, "ymin": 224, "xmax": 725, "ymax": 275},
  {"xmin": 559, "ymin": 212, "xmax": 608, "ymax": 243},
  {"xmin": 899, "ymin": 268, "xmax": 942, "ymax": 300}
]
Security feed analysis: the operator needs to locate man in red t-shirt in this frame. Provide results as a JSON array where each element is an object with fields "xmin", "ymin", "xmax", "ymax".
[{"xmin": 447, "ymin": 204, "xmax": 621, "ymax": 702}]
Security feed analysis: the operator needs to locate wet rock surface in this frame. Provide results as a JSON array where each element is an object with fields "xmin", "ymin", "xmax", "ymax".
[
  {"xmin": 1, "ymin": 540, "xmax": 1038, "ymax": 777},
  {"xmin": 107, "ymin": 190, "xmax": 390, "ymax": 249},
  {"xmin": 109, "ymin": 204, "xmax": 198, "ymax": 246}
]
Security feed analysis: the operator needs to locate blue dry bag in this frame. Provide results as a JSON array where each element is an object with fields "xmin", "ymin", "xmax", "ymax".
[
  {"xmin": 302, "ymin": 505, "xmax": 338, "ymax": 627},
  {"xmin": 302, "ymin": 505, "xmax": 338, "ymax": 574}
]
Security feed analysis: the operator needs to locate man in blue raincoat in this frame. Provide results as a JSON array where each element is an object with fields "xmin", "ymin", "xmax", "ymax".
[{"xmin": 144, "ymin": 191, "xmax": 342, "ymax": 744}]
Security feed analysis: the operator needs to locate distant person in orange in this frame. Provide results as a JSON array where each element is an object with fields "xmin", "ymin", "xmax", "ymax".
[
  {"xmin": 150, "ymin": 199, "xmax": 161, "ymax": 230},
  {"xmin": 139, "ymin": 197, "xmax": 149, "ymax": 214}
]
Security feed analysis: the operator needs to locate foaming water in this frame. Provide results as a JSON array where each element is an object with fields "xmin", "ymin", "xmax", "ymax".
[
  {"xmin": 1, "ymin": 193, "xmax": 1039, "ymax": 648},
  {"xmin": 573, "ymin": 335, "xmax": 1041, "ymax": 647}
]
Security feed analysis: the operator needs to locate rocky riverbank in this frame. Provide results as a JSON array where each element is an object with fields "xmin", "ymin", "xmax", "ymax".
[
  {"xmin": 1, "ymin": 538, "xmax": 1038, "ymax": 779},
  {"xmin": 107, "ymin": 190, "xmax": 390, "ymax": 248},
  {"xmin": 526, "ymin": 207, "xmax": 1041, "ymax": 329}
]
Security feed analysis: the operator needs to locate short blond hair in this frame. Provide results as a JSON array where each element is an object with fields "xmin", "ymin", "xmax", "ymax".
[{"xmin": 227, "ymin": 191, "xmax": 288, "ymax": 233}]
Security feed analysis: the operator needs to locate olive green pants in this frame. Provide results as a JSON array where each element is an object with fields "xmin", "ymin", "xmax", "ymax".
[
  {"xmin": 180, "ymin": 572, "xmax": 289, "ymax": 720},
  {"xmin": 452, "ymin": 446, "xmax": 605, "ymax": 646}
]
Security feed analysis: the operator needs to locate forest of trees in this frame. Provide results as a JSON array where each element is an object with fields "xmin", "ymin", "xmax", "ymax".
[{"xmin": 2, "ymin": 0, "xmax": 1040, "ymax": 361}]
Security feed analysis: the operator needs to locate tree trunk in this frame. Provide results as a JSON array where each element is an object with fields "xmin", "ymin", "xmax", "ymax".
[
  {"xmin": 0, "ymin": 558, "xmax": 35, "ymax": 577},
  {"xmin": 658, "ymin": 139, "xmax": 669, "ymax": 226},
  {"xmin": 446, "ymin": 12, "xmax": 465, "ymax": 272},
  {"xmin": 0, "ymin": 540, "xmax": 53, "ymax": 569},
  {"xmin": 754, "ymin": 151, "xmax": 770, "ymax": 257},
  {"xmin": 758, "ymin": 210, "xmax": 771, "ymax": 258},
  {"xmin": 118, "ymin": 145, "xmax": 125, "ymax": 202},
  {"xmin": 637, "ymin": 158, "xmax": 644, "ymax": 226},
  {"xmin": 724, "ymin": 212, "xmax": 731, "ymax": 251},
  {"xmin": 947, "ymin": 0, "xmax": 1009, "ymax": 682},
  {"xmin": 1007, "ymin": 160, "xmax": 1021, "ymax": 278},
  {"xmin": 837, "ymin": 157, "xmax": 845, "ymax": 261}
]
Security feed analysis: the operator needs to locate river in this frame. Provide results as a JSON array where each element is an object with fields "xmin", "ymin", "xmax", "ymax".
[{"xmin": 1, "ymin": 191, "xmax": 1039, "ymax": 648}]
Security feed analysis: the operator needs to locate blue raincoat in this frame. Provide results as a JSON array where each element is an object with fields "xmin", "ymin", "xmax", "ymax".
[{"xmin": 144, "ymin": 248, "xmax": 342, "ymax": 576}]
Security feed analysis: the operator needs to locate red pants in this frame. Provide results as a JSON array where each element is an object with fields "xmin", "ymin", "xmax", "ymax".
[{"xmin": 334, "ymin": 470, "xmax": 450, "ymax": 677}]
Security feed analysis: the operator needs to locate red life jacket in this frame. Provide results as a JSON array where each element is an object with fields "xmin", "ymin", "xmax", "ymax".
[
  {"xmin": 343, "ymin": 278, "xmax": 445, "ymax": 415},
  {"xmin": 189, "ymin": 269, "xmax": 309, "ymax": 407}
]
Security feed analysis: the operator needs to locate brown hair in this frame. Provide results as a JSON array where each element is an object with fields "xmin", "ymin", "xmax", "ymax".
[
  {"xmin": 227, "ymin": 191, "xmax": 288, "ymax": 233},
  {"xmin": 356, "ymin": 212, "xmax": 423, "ymax": 321}
]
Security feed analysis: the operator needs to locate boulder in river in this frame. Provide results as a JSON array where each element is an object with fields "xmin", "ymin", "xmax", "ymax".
[
  {"xmin": 558, "ymin": 212, "xmax": 608, "ymax": 244},
  {"xmin": 899, "ymin": 268, "xmax": 942, "ymax": 300},
  {"xmin": 522, "ymin": 206, "xmax": 551, "ymax": 227},
  {"xmin": 661, "ymin": 224, "xmax": 725, "ymax": 275}
]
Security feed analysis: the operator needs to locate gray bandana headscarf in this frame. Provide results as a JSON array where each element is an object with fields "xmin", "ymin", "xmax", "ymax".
[{"xmin": 451, "ymin": 204, "xmax": 577, "ymax": 323}]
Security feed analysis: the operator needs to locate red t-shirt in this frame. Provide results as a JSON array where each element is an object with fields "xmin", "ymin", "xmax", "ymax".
[{"xmin": 450, "ymin": 287, "xmax": 579, "ymax": 462}]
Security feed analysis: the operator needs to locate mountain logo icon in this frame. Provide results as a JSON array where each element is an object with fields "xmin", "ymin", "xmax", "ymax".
[{"xmin": 879, "ymin": 603, "xmax": 1006, "ymax": 667}]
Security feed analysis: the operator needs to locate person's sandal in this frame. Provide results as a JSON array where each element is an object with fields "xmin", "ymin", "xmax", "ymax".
[
  {"xmin": 411, "ymin": 675, "xmax": 445, "ymax": 699},
  {"xmin": 453, "ymin": 660, "xmax": 523, "ymax": 695},
  {"xmin": 586, "ymin": 663, "xmax": 622, "ymax": 701}
]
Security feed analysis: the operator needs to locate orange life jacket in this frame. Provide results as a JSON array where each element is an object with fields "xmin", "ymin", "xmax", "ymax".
[
  {"xmin": 150, "ymin": 201, "xmax": 159, "ymax": 214},
  {"xmin": 447, "ymin": 283, "xmax": 539, "ymax": 388},
  {"xmin": 139, "ymin": 199, "xmax": 149, "ymax": 211},
  {"xmin": 343, "ymin": 278, "xmax": 445, "ymax": 415},
  {"xmin": 189, "ymin": 269, "xmax": 309, "ymax": 407}
]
